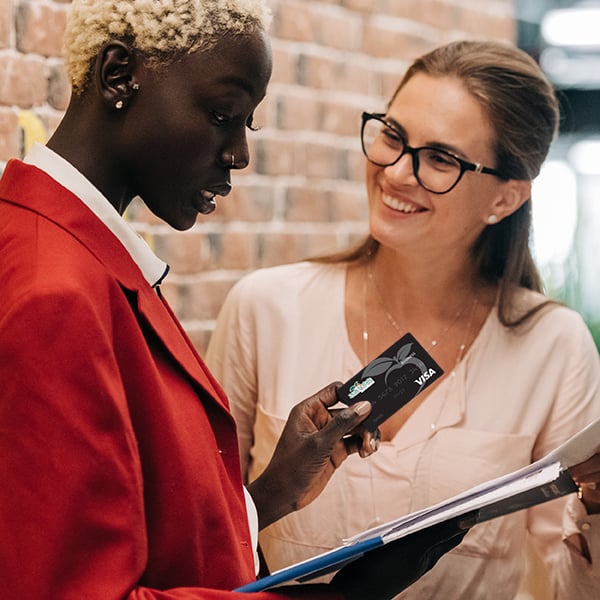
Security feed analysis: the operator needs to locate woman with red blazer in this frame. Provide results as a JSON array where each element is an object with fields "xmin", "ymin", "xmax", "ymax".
[{"xmin": 0, "ymin": 1, "xmax": 470, "ymax": 599}]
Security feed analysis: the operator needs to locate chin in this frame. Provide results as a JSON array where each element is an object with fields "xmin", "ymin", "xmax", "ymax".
[{"xmin": 170, "ymin": 216, "xmax": 198, "ymax": 231}]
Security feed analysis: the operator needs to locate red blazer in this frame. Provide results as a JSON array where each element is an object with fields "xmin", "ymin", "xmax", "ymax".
[{"xmin": 0, "ymin": 160, "xmax": 336, "ymax": 600}]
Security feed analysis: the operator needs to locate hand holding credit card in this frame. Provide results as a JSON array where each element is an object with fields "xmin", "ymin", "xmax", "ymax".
[{"xmin": 337, "ymin": 333, "xmax": 443, "ymax": 431}]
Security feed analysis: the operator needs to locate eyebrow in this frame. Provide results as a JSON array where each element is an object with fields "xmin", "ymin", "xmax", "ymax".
[
  {"xmin": 218, "ymin": 74, "xmax": 256, "ymax": 96},
  {"xmin": 384, "ymin": 115, "xmax": 471, "ymax": 160}
]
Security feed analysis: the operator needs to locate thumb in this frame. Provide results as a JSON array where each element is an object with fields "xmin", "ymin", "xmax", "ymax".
[{"xmin": 321, "ymin": 399, "xmax": 372, "ymax": 441}]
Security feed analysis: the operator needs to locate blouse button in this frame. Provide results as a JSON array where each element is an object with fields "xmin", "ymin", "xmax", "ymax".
[{"xmin": 579, "ymin": 520, "xmax": 592, "ymax": 532}]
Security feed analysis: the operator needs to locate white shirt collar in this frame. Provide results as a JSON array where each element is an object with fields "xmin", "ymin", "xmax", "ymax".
[{"xmin": 23, "ymin": 143, "xmax": 169, "ymax": 287}]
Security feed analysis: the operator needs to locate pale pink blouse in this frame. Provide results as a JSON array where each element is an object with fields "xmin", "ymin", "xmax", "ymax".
[{"xmin": 206, "ymin": 261, "xmax": 600, "ymax": 599}]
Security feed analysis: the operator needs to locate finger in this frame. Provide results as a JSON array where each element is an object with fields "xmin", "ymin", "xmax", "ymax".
[
  {"xmin": 316, "ymin": 381, "xmax": 344, "ymax": 408},
  {"xmin": 356, "ymin": 428, "xmax": 380, "ymax": 458},
  {"xmin": 321, "ymin": 401, "xmax": 373, "ymax": 447}
]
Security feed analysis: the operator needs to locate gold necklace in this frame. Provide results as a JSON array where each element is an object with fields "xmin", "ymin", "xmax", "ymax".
[
  {"xmin": 360, "ymin": 264, "xmax": 479, "ymax": 526},
  {"xmin": 363, "ymin": 262, "xmax": 472, "ymax": 362}
]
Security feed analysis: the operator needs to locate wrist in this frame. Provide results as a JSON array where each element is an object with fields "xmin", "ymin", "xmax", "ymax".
[{"xmin": 247, "ymin": 473, "xmax": 293, "ymax": 530}]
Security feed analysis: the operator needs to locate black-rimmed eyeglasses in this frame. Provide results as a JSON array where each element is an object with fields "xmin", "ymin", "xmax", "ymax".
[{"xmin": 360, "ymin": 112, "xmax": 504, "ymax": 194}]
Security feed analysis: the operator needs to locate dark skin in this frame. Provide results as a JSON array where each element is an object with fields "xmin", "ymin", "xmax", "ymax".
[{"xmin": 45, "ymin": 27, "xmax": 473, "ymax": 597}]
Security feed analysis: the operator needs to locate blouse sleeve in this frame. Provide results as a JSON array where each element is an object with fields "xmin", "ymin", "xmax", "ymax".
[{"xmin": 525, "ymin": 308, "xmax": 600, "ymax": 596}]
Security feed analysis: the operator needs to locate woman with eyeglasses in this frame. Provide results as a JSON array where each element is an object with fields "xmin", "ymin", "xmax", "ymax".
[{"xmin": 206, "ymin": 40, "xmax": 600, "ymax": 598}]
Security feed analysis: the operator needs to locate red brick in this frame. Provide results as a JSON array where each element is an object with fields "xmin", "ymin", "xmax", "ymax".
[
  {"xmin": 328, "ymin": 182, "xmax": 369, "ymax": 222},
  {"xmin": 275, "ymin": 87, "xmax": 320, "ymax": 130},
  {"xmin": 272, "ymin": 0, "xmax": 314, "ymax": 43},
  {"xmin": 270, "ymin": 43, "xmax": 298, "ymax": 86},
  {"xmin": 48, "ymin": 60, "xmax": 70, "ymax": 111},
  {"xmin": 320, "ymin": 98, "xmax": 363, "ymax": 137},
  {"xmin": 296, "ymin": 51, "xmax": 340, "ymax": 89},
  {"xmin": 363, "ymin": 17, "xmax": 435, "ymax": 60},
  {"xmin": 210, "ymin": 230, "xmax": 259, "ymax": 270},
  {"xmin": 212, "ymin": 180, "xmax": 277, "ymax": 223},
  {"xmin": 345, "ymin": 144, "xmax": 367, "ymax": 183},
  {"xmin": 256, "ymin": 231, "xmax": 325, "ymax": 266},
  {"xmin": 0, "ymin": 0, "xmax": 13, "ymax": 50},
  {"xmin": 312, "ymin": 5, "xmax": 362, "ymax": 51},
  {"xmin": 40, "ymin": 107, "xmax": 64, "ymax": 139},
  {"xmin": 253, "ymin": 89, "xmax": 277, "ymax": 129},
  {"xmin": 0, "ymin": 108, "xmax": 19, "ymax": 161},
  {"xmin": 180, "ymin": 276, "xmax": 239, "ymax": 321},
  {"xmin": 253, "ymin": 134, "xmax": 301, "ymax": 176},
  {"xmin": 16, "ymin": 0, "xmax": 68, "ymax": 57},
  {"xmin": 342, "ymin": 0, "xmax": 384, "ymax": 13},
  {"xmin": 283, "ymin": 185, "xmax": 332, "ymax": 222},
  {"xmin": 152, "ymin": 230, "xmax": 210, "ymax": 275},
  {"xmin": 0, "ymin": 54, "xmax": 47, "ymax": 107}
]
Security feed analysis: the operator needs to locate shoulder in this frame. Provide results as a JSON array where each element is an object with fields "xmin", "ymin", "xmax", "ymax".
[{"xmin": 503, "ymin": 288, "xmax": 596, "ymax": 351}]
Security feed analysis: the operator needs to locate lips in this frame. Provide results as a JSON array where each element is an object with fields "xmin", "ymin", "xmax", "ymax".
[
  {"xmin": 196, "ymin": 182, "xmax": 232, "ymax": 215},
  {"xmin": 382, "ymin": 193, "xmax": 425, "ymax": 214}
]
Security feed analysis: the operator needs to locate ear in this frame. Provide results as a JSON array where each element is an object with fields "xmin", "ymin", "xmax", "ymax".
[
  {"xmin": 485, "ymin": 179, "xmax": 531, "ymax": 225},
  {"xmin": 95, "ymin": 41, "xmax": 139, "ymax": 111}
]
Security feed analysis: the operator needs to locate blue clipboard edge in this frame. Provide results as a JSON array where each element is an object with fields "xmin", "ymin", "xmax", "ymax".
[{"xmin": 235, "ymin": 536, "xmax": 384, "ymax": 592}]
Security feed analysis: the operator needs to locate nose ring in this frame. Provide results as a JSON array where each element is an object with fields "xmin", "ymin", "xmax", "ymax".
[{"xmin": 231, "ymin": 154, "xmax": 235, "ymax": 168}]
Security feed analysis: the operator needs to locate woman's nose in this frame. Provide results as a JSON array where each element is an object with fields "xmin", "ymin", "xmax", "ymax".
[{"xmin": 384, "ymin": 152, "xmax": 418, "ymax": 185}]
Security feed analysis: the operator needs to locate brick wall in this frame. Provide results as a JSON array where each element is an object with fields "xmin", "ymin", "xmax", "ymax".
[{"xmin": 0, "ymin": 0, "xmax": 515, "ymax": 353}]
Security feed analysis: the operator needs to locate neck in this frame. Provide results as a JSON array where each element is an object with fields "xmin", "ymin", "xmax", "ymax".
[
  {"xmin": 367, "ymin": 246, "xmax": 486, "ymax": 321},
  {"xmin": 47, "ymin": 98, "xmax": 133, "ymax": 215}
]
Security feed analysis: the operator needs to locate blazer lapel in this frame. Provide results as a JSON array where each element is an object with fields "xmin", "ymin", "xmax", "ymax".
[{"xmin": 0, "ymin": 159, "xmax": 231, "ymax": 413}]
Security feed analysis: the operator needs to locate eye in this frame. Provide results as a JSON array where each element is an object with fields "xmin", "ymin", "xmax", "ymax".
[
  {"xmin": 210, "ymin": 111, "xmax": 232, "ymax": 126},
  {"xmin": 381, "ymin": 126, "xmax": 404, "ymax": 149},
  {"xmin": 421, "ymin": 148, "xmax": 460, "ymax": 171}
]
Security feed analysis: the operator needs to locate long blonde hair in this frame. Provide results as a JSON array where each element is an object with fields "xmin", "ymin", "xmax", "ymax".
[{"xmin": 314, "ymin": 40, "xmax": 560, "ymax": 327}]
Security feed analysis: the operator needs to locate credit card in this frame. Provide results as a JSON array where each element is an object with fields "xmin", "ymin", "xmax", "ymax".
[{"xmin": 337, "ymin": 332, "xmax": 443, "ymax": 431}]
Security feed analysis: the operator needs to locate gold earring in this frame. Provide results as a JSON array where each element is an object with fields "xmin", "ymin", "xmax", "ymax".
[
  {"xmin": 487, "ymin": 214, "xmax": 498, "ymax": 225},
  {"xmin": 115, "ymin": 100, "xmax": 124, "ymax": 110}
]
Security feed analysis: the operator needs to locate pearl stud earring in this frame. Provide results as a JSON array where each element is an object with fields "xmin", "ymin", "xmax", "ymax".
[
  {"xmin": 487, "ymin": 214, "xmax": 498, "ymax": 225},
  {"xmin": 115, "ymin": 100, "xmax": 124, "ymax": 110}
]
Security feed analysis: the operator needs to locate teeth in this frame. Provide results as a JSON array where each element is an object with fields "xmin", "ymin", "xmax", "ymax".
[
  {"xmin": 382, "ymin": 193, "xmax": 420, "ymax": 213},
  {"xmin": 197, "ymin": 190, "xmax": 217, "ymax": 215}
]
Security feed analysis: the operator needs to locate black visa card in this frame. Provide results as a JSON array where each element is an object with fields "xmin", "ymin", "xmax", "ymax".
[{"xmin": 337, "ymin": 333, "xmax": 443, "ymax": 432}]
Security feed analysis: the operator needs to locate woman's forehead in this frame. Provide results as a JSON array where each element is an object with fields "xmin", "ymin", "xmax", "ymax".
[{"xmin": 387, "ymin": 74, "xmax": 496, "ymax": 157}]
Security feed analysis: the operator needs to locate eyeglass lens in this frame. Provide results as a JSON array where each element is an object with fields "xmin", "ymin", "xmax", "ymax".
[{"xmin": 362, "ymin": 117, "xmax": 464, "ymax": 193}]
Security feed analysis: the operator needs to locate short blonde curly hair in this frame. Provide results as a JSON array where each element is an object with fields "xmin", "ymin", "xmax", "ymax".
[{"xmin": 64, "ymin": 0, "xmax": 272, "ymax": 95}]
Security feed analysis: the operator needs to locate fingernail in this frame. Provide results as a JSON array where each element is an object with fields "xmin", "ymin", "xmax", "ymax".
[
  {"xmin": 369, "ymin": 435, "xmax": 380, "ymax": 451},
  {"xmin": 353, "ymin": 400, "xmax": 371, "ymax": 416}
]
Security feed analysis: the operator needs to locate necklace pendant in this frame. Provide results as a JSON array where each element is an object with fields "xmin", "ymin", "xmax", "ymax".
[{"xmin": 431, "ymin": 339, "xmax": 438, "ymax": 346}]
